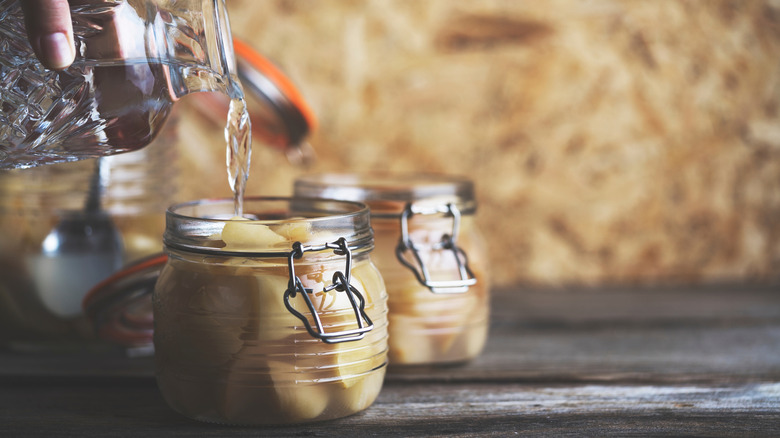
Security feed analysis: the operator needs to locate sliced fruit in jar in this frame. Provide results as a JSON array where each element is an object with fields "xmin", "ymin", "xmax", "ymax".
[
  {"xmin": 152, "ymin": 263, "xmax": 252, "ymax": 369},
  {"xmin": 267, "ymin": 360, "xmax": 330, "ymax": 422},
  {"xmin": 324, "ymin": 270, "xmax": 387, "ymax": 388},
  {"xmin": 333, "ymin": 367, "xmax": 385, "ymax": 412},
  {"xmin": 250, "ymin": 269, "xmax": 296, "ymax": 341},
  {"xmin": 221, "ymin": 353, "xmax": 329, "ymax": 423},
  {"xmin": 221, "ymin": 218, "xmax": 287, "ymax": 249},
  {"xmin": 274, "ymin": 221, "xmax": 312, "ymax": 242}
]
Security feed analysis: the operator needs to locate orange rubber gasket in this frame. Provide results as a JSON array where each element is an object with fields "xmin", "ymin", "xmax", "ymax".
[
  {"xmin": 233, "ymin": 37, "xmax": 318, "ymax": 133},
  {"xmin": 82, "ymin": 253, "xmax": 168, "ymax": 313}
]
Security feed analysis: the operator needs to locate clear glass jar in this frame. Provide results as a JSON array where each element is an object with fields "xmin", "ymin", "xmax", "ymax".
[
  {"xmin": 0, "ymin": 117, "xmax": 177, "ymax": 350},
  {"xmin": 294, "ymin": 173, "xmax": 490, "ymax": 366},
  {"xmin": 154, "ymin": 197, "xmax": 388, "ymax": 425}
]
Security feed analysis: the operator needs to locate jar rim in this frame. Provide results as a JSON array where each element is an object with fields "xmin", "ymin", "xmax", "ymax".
[
  {"xmin": 164, "ymin": 196, "xmax": 373, "ymax": 256},
  {"xmin": 293, "ymin": 172, "xmax": 476, "ymax": 217},
  {"xmin": 167, "ymin": 195, "xmax": 369, "ymax": 221}
]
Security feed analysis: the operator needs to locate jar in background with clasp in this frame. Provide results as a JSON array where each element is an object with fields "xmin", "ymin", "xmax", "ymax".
[
  {"xmin": 153, "ymin": 197, "xmax": 388, "ymax": 425},
  {"xmin": 0, "ymin": 115, "xmax": 177, "ymax": 351},
  {"xmin": 294, "ymin": 173, "xmax": 490, "ymax": 366}
]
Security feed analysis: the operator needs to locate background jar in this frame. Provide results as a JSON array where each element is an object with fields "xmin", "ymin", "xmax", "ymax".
[
  {"xmin": 154, "ymin": 197, "xmax": 388, "ymax": 425},
  {"xmin": 294, "ymin": 173, "xmax": 490, "ymax": 366},
  {"xmin": 0, "ymin": 118, "xmax": 177, "ymax": 350}
]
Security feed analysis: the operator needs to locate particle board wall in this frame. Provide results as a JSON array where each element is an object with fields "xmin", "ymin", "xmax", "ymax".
[{"xmin": 175, "ymin": 0, "xmax": 780, "ymax": 287}]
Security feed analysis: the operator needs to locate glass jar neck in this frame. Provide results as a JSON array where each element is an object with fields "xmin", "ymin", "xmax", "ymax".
[
  {"xmin": 73, "ymin": 0, "xmax": 237, "ymax": 99},
  {"xmin": 163, "ymin": 197, "xmax": 374, "ymax": 256},
  {"xmin": 166, "ymin": 0, "xmax": 240, "ymax": 98},
  {"xmin": 293, "ymin": 173, "xmax": 477, "ymax": 219}
]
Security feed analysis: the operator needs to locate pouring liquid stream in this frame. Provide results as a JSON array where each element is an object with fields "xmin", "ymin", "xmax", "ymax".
[{"xmin": 225, "ymin": 79, "xmax": 252, "ymax": 217}]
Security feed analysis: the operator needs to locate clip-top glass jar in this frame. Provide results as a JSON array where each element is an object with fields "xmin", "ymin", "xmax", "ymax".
[
  {"xmin": 294, "ymin": 173, "xmax": 490, "ymax": 366},
  {"xmin": 153, "ymin": 197, "xmax": 388, "ymax": 425}
]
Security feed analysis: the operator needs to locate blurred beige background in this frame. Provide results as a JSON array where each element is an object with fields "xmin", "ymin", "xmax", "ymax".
[{"xmin": 174, "ymin": 0, "xmax": 780, "ymax": 288}]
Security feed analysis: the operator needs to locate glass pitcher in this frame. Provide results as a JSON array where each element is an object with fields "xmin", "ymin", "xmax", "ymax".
[{"xmin": 0, "ymin": 0, "xmax": 238, "ymax": 169}]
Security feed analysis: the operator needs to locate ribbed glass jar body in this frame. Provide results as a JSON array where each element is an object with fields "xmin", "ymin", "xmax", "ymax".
[
  {"xmin": 294, "ymin": 173, "xmax": 490, "ymax": 366},
  {"xmin": 153, "ymin": 197, "xmax": 388, "ymax": 425}
]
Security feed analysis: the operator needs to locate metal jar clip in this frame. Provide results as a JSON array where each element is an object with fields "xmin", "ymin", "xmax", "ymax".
[
  {"xmin": 395, "ymin": 203, "xmax": 477, "ymax": 294},
  {"xmin": 284, "ymin": 237, "xmax": 374, "ymax": 343}
]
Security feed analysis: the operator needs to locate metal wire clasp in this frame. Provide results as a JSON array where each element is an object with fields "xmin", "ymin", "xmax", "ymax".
[
  {"xmin": 395, "ymin": 203, "xmax": 477, "ymax": 294},
  {"xmin": 283, "ymin": 237, "xmax": 374, "ymax": 343}
]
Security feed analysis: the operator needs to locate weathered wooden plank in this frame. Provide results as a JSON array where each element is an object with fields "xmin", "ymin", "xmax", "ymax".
[
  {"xmin": 1, "ymin": 381, "xmax": 778, "ymax": 437},
  {"xmin": 1, "ymin": 285, "xmax": 778, "ymax": 385},
  {"xmin": 387, "ymin": 323, "xmax": 780, "ymax": 383},
  {"xmin": 386, "ymin": 284, "xmax": 780, "ymax": 383},
  {"xmin": 0, "ymin": 285, "xmax": 778, "ymax": 436}
]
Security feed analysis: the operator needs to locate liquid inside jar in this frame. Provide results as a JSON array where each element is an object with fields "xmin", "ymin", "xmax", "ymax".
[{"xmin": 153, "ymin": 199, "xmax": 388, "ymax": 425}]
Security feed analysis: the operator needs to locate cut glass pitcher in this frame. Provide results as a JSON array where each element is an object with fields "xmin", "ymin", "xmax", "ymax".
[{"xmin": 0, "ymin": 0, "xmax": 238, "ymax": 169}]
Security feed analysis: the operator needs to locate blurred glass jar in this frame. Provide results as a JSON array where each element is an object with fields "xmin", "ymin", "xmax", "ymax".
[
  {"xmin": 153, "ymin": 197, "xmax": 388, "ymax": 425},
  {"xmin": 294, "ymin": 173, "xmax": 490, "ymax": 366},
  {"xmin": 0, "ymin": 115, "xmax": 177, "ymax": 350}
]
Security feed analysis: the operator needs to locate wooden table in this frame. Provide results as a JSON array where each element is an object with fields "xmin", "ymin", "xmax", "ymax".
[{"xmin": 2, "ymin": 284, "xmax": 779, "ymax": 436}]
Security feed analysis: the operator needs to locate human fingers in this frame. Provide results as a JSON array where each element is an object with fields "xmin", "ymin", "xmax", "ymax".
[{"xmin": 19, "ymin": 0, "xmax": 75, "ymax": 70}]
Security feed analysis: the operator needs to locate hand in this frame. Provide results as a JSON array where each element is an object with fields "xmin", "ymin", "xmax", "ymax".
[{"xmin": 20, "ymin": 0, "xmax": 75, "ymax": 70}]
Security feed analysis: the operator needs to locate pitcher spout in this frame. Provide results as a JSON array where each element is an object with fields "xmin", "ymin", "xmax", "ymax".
[{"xmin": 160, "ymin": 0, "xmax": 238, "ymax": 99}]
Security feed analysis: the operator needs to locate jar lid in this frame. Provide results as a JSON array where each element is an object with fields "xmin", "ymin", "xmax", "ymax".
[
  {"xmin": 81, "ymin": 253, "xmax": 166, "ymax": 352},
  {"xmin": 234, "ymin": 39, "xmax": 317, "ymax": 143},
  {"xmin": 293, "ymin": 172, "xmax": 477, "ymax": 218},
  {"xmin": 189, "ymin": 38, "xmax": 317, "ymax": 165}
]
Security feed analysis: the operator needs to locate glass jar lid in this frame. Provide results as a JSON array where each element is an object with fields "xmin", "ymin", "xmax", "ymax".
[{"xmin": 293, "ymin": 172, "xmax": 477, "ymax": 218}]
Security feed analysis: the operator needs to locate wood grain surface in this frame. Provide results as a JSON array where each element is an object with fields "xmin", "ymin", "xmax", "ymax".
[{"xmin": 1, "ymin": 284, "xmax": 778, "ymax": 436}]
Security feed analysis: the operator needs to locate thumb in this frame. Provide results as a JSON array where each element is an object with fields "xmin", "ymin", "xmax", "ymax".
[{"xmin": 19, "ymin": 0, "xmax": 75, "ymax": 70}]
